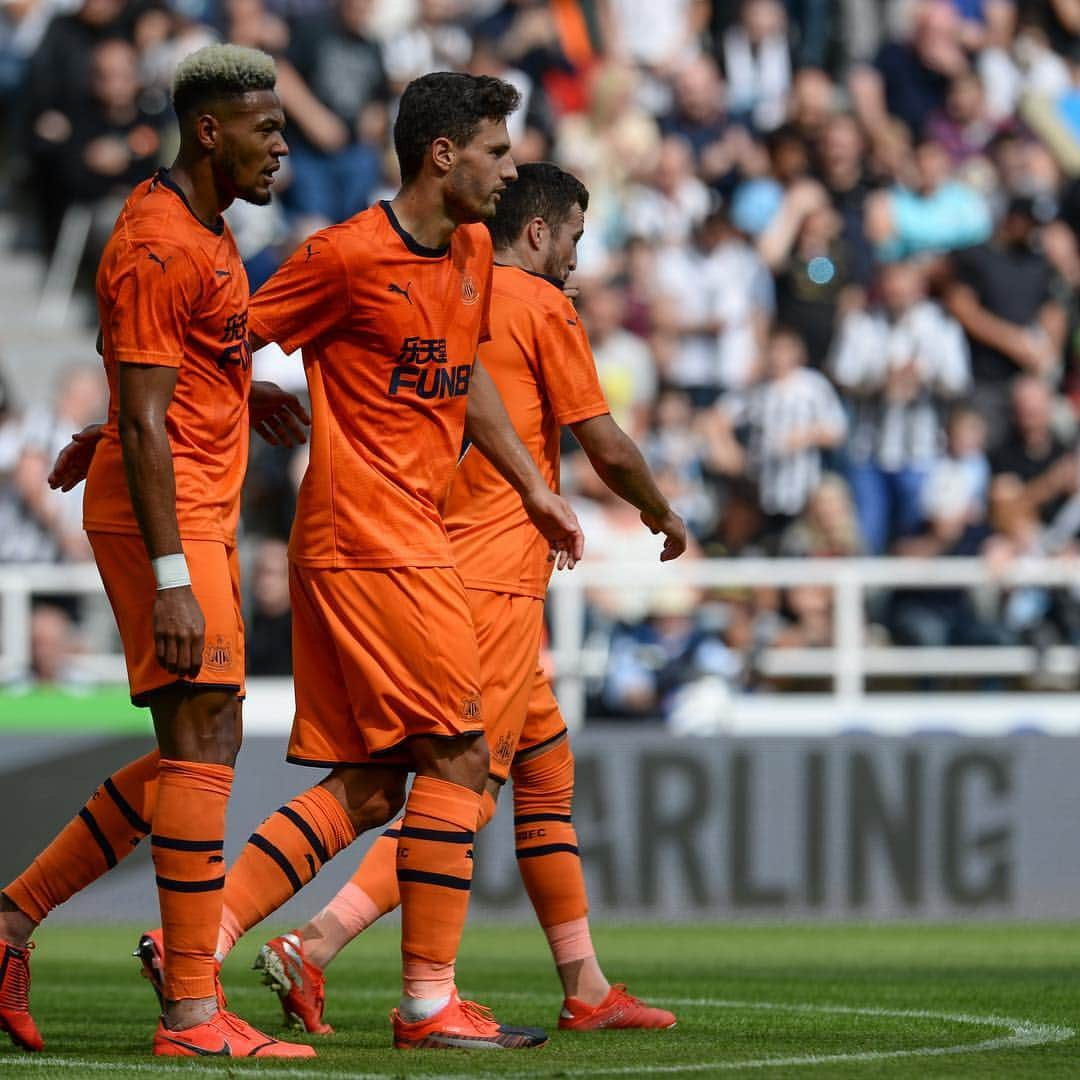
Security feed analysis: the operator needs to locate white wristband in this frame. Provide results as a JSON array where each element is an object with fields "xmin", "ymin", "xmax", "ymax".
[{"xmin": 152, "ymin": 553, "xmax": 191, "ymax": 591}]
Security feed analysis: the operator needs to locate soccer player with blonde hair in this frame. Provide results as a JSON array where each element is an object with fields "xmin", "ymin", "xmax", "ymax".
[{"xmin": 0, "ymin": 44, "xmax": 313, "ymax": 1058}]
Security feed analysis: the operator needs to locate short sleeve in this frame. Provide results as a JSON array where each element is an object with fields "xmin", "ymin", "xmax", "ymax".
[
  {"xmin": 249, "ymin": 231, "xmax": 350, "ymax": 354},
  {"xmin": 537, "ymin": 300, "xmax": 610, "ymax": 426},
  {"xmin": 478, "ymin": 255, "xmax": 494, "ymax": 344},
  {"xmin": 108, "ymin": 242, "xmax": 203, "ymax": 367}
]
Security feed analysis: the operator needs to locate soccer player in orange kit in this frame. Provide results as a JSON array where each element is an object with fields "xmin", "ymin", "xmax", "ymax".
[
  {"xmin": 0, "ymin": 45, "xmax": 314, "ymax": 1058},
  {"xmin": 254, "ymin": 163, "xmax": 687, "ymax": 1035},
  {"xmin": 126, "ymin": 73, "xmax": 583, "ymax": 1052}
]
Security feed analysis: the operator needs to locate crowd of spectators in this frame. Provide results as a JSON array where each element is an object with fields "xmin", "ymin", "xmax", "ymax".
[{"xmin": 2, "ymin": 0, "xmax": 1080, "ymax": 722}]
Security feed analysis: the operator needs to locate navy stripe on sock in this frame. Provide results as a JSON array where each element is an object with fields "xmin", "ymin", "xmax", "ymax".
[
  {"xmin": 397, "ymin": 868, "xmax": 472, "ymax": 891},
  {"xmin": 382, "ymin": 827, "xmax": 402, "ymax": 840},
  {"xmin": 397, "ymin": 825, "xmax": 474, "ymax": 844},
  {"xmin": 78, "ymin": 808, "xmax": 117, "ymax": 868},
  {"xmin": 515, "ymin": 843, "xmax": 579, "ymax": 860},
  {"xmin": 277, "ymin": 805, "xmax": 329, "ymax": 865},
  {"xmin": 513, "ymin": 812, "xmax": 573, "ymax": 826},
  {"xmin": 154, "ymin": 875, "xmax": 224, "ymax": 893},
  {"xmin": 249, "ymin": 833, "xmax": 303, "ymax": 893},
  {"xmin": 103, "ymin": 777, "xmax": 151, "ymax": 834},
  {"xmin": 150, "ymin": 835, "xmax": 224, "ymax": 852}
]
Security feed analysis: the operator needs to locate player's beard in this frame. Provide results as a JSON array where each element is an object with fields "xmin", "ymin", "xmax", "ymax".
[
  {"xmin": 219, "ymin": 142, "xmax": 272, "ymax": 207},
  {"xmin": 444, "ymin": 168, "xmax": 498, "ymax": 225}
]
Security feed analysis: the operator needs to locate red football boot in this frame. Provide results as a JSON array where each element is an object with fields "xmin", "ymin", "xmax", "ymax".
[
  {"xmin": 134, "ymin": 928, "xmax": 227, "ymax": 1011},
  {"xmin": 254, "ymin": 932, "xmax": 333, "ymax": 1035},
  {"xmin": 558, "ymin": 984, "xmax": 676, "ymax": 1030},
  {"xmin": 0, "ymin": 940, "xmax": 43, "ymax": 1052},
  {"xmin": 392, "ymin": 990, "xmax": 547, "ymax": 1050}
]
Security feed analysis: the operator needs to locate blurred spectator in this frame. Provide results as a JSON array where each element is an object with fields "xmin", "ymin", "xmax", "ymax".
[
  {"xmin": 850, "ymin": 0, "xmax": 969, "ymax": 143},
  {"xmin": 926, "ymin": 71, "xmax": 1005, "ymax": 164},
  {"xmin": 467, "ymin": 34, "xmax": 554, "ymax": 165},
  {"xmin": 36, "ymin": 39, "xmax": 162, "ymax": 220},
  {"xmin": 866, "ymin": 138, "xmax": 992, "ymax": 262},
  {"xmin": 277, "ymin": 0, "xmax": 389, "ymax": 222},
  {"xmin": 946, "ymin": 197, "xmax": 1068, "ymax": 439},
  {"xmin": 599, "ymin": 585, "xmax": 738, "ymax": 723},
  {"xmin": 247, "ymin": 537, "xmax": 292, "ymax": 675},
  {"xmin": 623, "ymin": 135, "xmax": 711, "ymax": 246},
  {"xmin": 779, "ymin": 473, "xmax": 864, "ymax": 558},
  {"xmin": 27, "ymin": 603, "xmax": 85, "ymax": 686},
  {"xmin": 0, "ymin": 444, "xmax": 86, "ymax": 561},
  {"xmin": 719, "ymin": 0, "xmax": 791, "ymax": 132},
  {"xmin": 24, "ymin": 0, "xmax": 134, "ymax": 242},
  {"xmin": 606, "ymin": 0, "xmax": 709, "ymax": 76},
  {"xmin": 653, "ymin": 208, "xmax": 773, "ymax": 401},
  {"xmin": 989, "ymin": 376, "xmax": 1076, "ymax": 525},
  {"xmin": 659, "ymin": 55, "xmax": 753, "ymax": 194},
  {"xmin": 0, "ymin": 370, "xmax": 20, "ymax": 478},
  {"xmin": 921, "ymin": 403, "xmax": 992, "ymax": 537},
  {"xmin": 707, "ymin": 325, "xmax": 847, "ymax": 548},
  {"xmin": 579, "ymin": 281, "xmax": 656, "ymax": 440},
  {"xmin": 831, "ymin": 259, "xmax": 971, "ymax": 554},
  {"xmin": 642, "ymin": 387, "xmax": 716, "ymax": 541},
  {"xmin": 381, "ymin": 0, "xmax": 471, "ymax": 92},
  {"xmin": 816, "ymin": 112, "xmax": 878, "ymax": 286},
  {"xmin": 757, "ymin": 179, "xmax": 850, "ymax": 363}
]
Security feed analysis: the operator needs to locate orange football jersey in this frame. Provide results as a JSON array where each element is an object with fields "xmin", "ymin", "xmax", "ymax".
[
  {"xmin": 248, "ymin": 202, "xmax": 493, "ymax": 569},
  {"xmin": 83, "ymin": 170, "xmax": 251, "ymax": 543},
  {"xmin": 445, "ymin": 265, "xmax": 609, "ymax": 597}
]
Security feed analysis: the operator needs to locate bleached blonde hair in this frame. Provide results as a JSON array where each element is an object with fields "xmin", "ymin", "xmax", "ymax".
[{"xmin": 172, "ymin": 44, "xmax": 276, "ymax": 115}]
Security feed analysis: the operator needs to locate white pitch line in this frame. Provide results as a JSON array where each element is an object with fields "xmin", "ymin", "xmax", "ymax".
[{"xmin": 0, "ymin": 998, "xmax": 1072, "ymax": 1077}]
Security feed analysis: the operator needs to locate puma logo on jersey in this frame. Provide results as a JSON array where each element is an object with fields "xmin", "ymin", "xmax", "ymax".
[
  {"xmin": 305, "ymin": 244, "xmax": 319, "ymax": 261},
  {"xmin": 388, "ymin": 281, "xmax": 413, "ymax": 304},
  {"xmin": 147, "ymin": 251, "xmax": 170, "ymax": 272}
]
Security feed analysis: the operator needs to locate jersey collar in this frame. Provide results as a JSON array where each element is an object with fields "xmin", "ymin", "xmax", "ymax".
[
  {"xmin": 152, "ymin": 169, "xmax": 225, "ymax": 236},
  {"xmin": 496, "ymin": 262, "xmax": 565, "ymax": 291},
  {"xmin": 379, "ymin": 201, "xmax": 449, "ymax": 259}
]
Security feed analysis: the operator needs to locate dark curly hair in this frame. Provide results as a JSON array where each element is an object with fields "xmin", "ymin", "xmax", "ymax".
[
  {"xmin": 394, "ymin": 72, "xmax": 520, "ymax": 184},
  {"xmin": 486, "ymin": 162, "xmax": 589, "ymax": 250}
]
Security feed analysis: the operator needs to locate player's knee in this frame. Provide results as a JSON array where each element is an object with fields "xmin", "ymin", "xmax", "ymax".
[
  {"xmin": 157, "ymin": 688, "xmax": 242, "ymax": 765},
  {"xmin": 411, "ymin": 731, "xmax": 489, "ymax": 793},
  {"xmin": 330, "ymin": 768, "xmax": 407, "ymax": 832}
]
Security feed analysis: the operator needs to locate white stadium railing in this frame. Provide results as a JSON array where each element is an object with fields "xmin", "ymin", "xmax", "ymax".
[{"xmin": 4, "ymin": 557, "xmax": 1080, "ymax": 730}]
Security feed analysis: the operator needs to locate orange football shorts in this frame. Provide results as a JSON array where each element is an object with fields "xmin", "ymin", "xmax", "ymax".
[
  {"xmin": 88, "ymin": 531, "xmax": 244, "ymax": 706},
  {"xmin": 287, "ymin": 564, "xmax": 484, "ymax": 767},
  {"xmin": 467, "ymin": 589, "xmax": 567, "ymax": 783}
]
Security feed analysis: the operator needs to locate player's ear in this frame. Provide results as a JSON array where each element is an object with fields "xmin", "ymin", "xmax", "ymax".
[
  {"xmin": 193, "ymin": 112, "xmax": 220, "ymax": 152},
  {"xmin": 528, "ymin": 217, "xmax": 546, "ymax": 252},
  {"xmin": 431, "ymin": 136, "xmax": 455, "ymax": 177}
]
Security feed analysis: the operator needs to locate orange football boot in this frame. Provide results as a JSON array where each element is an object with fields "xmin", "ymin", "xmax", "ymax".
[
  {"xmin": 392, "ymin": 990, "xmax": 547, "ymax": 1050},
  {"xmin": 153, "ymin": 1008, "xmax": 316, "ymax": 1057},
  {"xmin": 558, "ymin": 984, "xmax": 676, "ymax": 1030}
]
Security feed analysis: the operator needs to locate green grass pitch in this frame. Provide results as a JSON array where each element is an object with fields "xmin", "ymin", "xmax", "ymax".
[{"xmin": 1, "ymin": 922, "xmax": 1077, "ymax": 1078}]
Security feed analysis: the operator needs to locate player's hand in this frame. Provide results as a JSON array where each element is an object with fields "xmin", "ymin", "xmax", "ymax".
[
  {"xmin": 641, "ymin": 507, "xmax": 688, "ymax": 562},
  {"xmin": 153, "ymin": 585, "xmax": 205, "ymax": 678},
  {"xmin": 48, "ymin": 423, "xmax": 104, "ymax": 491},
  {"xmin": 523, "ymin": 486, "xmax": 585, "ymax": 570},
  {"xmin": 249, "ymin": 381, "xmax": 311, "ymax": 447}
]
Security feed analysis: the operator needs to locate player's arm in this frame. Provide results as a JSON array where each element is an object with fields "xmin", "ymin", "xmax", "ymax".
[
  {"xmin": 571, "ymin": 413, "xmax": 688, "ymax": 562},
  {"xmin": 465, "ymin": 356, "xmax": 584, "ymax": 569},
  {"xmin": 118, "ymin": 362, "xmax": 204, "ymax": 679}
]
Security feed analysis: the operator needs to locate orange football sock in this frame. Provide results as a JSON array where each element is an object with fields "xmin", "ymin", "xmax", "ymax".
[
  {"xmin": 217, "ymin": 783, "xmax": 356, "ymax": 960},
  {"xmin": 4, "ymin": 751, "xmax": 160, "ymax": 924},
  {"xmin": 398, "ymin": 776, "xmax": 481, "ymax": 1000},
  {"xmin": 512, "ymin": 740, "xmax": 589, "ymax": 931},
  {"xmin": 152, "ymin": 759, "xmax": 232, "ymax": 1002}
]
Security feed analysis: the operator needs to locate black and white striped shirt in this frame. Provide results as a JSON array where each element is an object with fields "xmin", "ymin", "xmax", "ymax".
[
  {"xmin": 830, "ymin": 300, "xmax": 970, "ymax": 470},
  {"xmin": 722, "ymin": 368, "xmax": 847, "ymax": 516}
]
